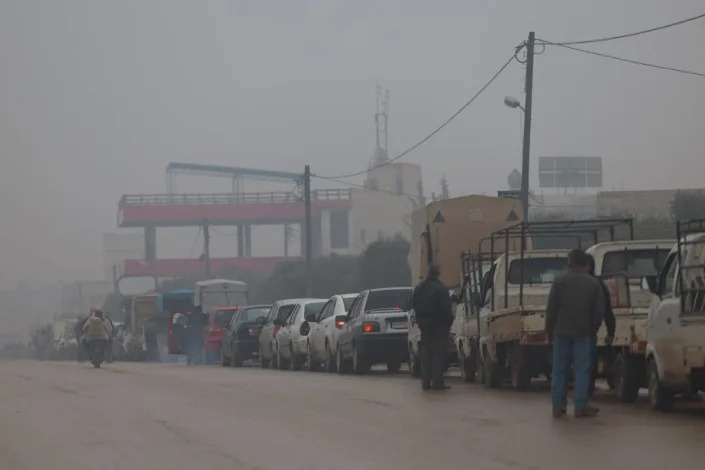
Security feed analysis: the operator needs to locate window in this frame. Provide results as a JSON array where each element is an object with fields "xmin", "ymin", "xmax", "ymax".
[
  {"xmin": 347, "ymin": 296, "xmax": 363, "ymax": 319},
  {"xmin": 241, "ymin": 307, "xmax": 271, "ymax": 322},
  {"xmin": 213, "ymin": 309, "xmax": 237, "ymax": 327},
  {"xmin": 365, "ymin": 289, "xmax": 413, "ymax": 312},
  {"xmin": 330, "ymin": 211, "xmax": 349, "ymax": 249},
  {"xmin": 276, "ymin": 305, "xmax": 296, "ymax": 323},
  {"xmin": 318, "ymin": 300, "xmax": 334, "ymax": 321},
  {"xmin": 305, "ymin": 302, "xmax": 326, "ymax": 317},
  {"xmin": 229, "ymin": 312, "xmax": 241, "ymax": 330},
  {"xmin": 342, "ymin": 297, "xmax": 355, "ymax": 312},
  {"xmin": 288, "ymin": 307, "xmax": 300, "ymax": 325},
  {"xmin": 602, "ymin": 249, "xmax": 670, "ymax": 277},
  {"xmin": 508, "ymin": 257, "xmax": 568, "ymax": 285}
]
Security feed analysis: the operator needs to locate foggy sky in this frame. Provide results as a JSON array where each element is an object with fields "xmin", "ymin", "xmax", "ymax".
[{"xmin": 1, "ymin": 0, "xmax": 704, "ymax": 288}]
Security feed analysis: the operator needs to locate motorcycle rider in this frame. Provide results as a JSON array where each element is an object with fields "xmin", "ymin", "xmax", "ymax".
[{"xmin": 82, "ymin": 309, "xmax": 111, "ymax": 362}]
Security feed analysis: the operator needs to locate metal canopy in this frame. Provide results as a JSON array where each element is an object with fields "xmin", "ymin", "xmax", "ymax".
[{"xmin": 166, "ymin": 162, "xmax": 304, "ymax": 191}]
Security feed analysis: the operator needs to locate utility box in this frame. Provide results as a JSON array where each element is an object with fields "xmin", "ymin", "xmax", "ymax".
[{"xmin": 409, "ymin": 195, "xmax": 524, "ymax": 289}]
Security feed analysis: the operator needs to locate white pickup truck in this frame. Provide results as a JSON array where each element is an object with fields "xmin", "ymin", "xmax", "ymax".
[
  {"xmin": 478, "ymin": 249, "xmax": 570, "ymax": 390},
  {"xmin": 646, "ymin": 222, "xmax": 705, "ymax": 411},
  {"xmin": 585, "ymin": 240, "xmax": 673, "ymax": 402}
]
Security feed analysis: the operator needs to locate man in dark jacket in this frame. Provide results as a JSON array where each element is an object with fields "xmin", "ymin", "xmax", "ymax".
[
  {"xmin": 412, "ymin": 263, "xmax": 454, "ymax": 391},
  {"xmin": 546, "ymin": 249, "xmax": 605, "ymax": 418}
]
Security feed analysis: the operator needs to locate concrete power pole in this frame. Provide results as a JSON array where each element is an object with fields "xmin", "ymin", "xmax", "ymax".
[
  {"xmin": 303, "ymin": 165, "xmax": 313, "ymax": 297},
  {"xmin": 520, "ymin": 31, "xmax": 535, "ymax": 221},
  {"xmin": 203, "ymin": 218, "xmax": 211, "ymax": 279}
]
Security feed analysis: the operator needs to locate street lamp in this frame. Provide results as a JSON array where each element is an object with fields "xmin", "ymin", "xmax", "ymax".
[{"xmin": 504, "ymin": 95, "xmax": 530, "ymax": 221}]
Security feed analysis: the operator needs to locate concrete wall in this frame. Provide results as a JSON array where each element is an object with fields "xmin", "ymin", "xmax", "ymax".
[{"xmin": 365, "ymin": 162, "xmax": 423, "ymax": 204}]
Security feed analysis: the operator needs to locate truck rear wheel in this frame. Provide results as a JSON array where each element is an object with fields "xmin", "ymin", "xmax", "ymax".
[
  {"xmin": 614, "ymin": 352, "xmax": 640, "ymax": 403},
  {"xmin": 484, "ymin": 353, "xmax": 503, "ymax": 389},
  {"xmin": 510, "ymin": 345, "xmax": 531, "ymax": 392}
]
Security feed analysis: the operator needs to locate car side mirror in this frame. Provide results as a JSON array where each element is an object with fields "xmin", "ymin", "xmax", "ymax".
[
  {"xmin": 299, "ymin": 322, "xmax": 311, "ymax": 336},
  {"xmin": 334, "ymin": 315, "xmax": 348, "ymax": 325},
  {"xmin": 305, "ymin": 314, "xmax": 317, "ymax": 323},
  {"xmin": 255, "ymin": 317, "xmax": 265, "ymax": 327}
]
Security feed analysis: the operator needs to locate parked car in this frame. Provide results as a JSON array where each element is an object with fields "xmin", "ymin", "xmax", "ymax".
[
  {"xmin": 306, "ymin": 294, "xmax": 358, "ymax": 372},
  {"xmin": 205, "ymin": 307, "xmax": 239, "ymax": 364},
  {"xmin": 336, "ymin": 288, "xmax": 413, "ymax": 374},
  {"xmin": 221, "ymin": 305, "xmax": 272, "ymax": 367},
  {"xmin": 257, "ymin": 300, "xmax": 304, "ymax": 368},
  {"xmin": 274, "ymin": 299, "xmax": 327, "ymax": 370}
]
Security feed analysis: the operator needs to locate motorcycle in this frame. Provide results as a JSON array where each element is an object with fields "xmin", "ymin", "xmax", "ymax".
[{"xmin": 88, "ymin": 340, "xmax": 107, "ymax": 368}]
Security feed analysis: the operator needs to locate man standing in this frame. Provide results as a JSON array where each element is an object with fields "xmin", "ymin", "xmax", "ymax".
[
  {"xmin": 412, "ymin": 263, "xmax": 454, "ymax": 391},
  {"xmin": 546, "ymin": 249, "xmax": 604, "ymax": 418}
]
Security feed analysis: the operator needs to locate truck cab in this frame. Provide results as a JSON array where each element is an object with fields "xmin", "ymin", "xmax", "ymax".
[
  {"xmin": 585, "ymin": 240, "xmax": 673, "ymax": 402},
  {"xmin": 646, "ymin": 224, "xmax": 705, "ymax": 411}
]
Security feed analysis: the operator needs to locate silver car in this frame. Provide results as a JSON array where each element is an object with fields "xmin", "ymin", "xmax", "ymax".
[{"xmin": 274, "ymin": 298, "xmax": 327, "ymax": 370}]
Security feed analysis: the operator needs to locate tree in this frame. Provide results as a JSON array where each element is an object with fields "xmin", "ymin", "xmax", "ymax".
[
  {"xmin": 359, "ymin": 236, "xmax": 411, "ymax": 289},
  {"xmin": 671, "ymin": 190, "xmax": 705, "ymax": 221}
]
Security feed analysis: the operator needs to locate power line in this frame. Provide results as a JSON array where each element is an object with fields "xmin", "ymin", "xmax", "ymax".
[
  {"xmin": 540, "ymin": 39, "xmax": 705, "ymax": 78},
  {"xmin": 187, "ymin": 227, "xmax": 201, "ymax": 258},
  {"xmin": 549, "ymin": 12, "xmax": 705, "ymax": 45},
  {"xmin": 316, "ymin": 52, "xmax": 519, "ymax": 180}
]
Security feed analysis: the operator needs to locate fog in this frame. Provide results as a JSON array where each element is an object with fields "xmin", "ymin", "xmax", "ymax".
[{"xmin": 1, "ymin": 0, "xmax": 704, "ymax": 289}]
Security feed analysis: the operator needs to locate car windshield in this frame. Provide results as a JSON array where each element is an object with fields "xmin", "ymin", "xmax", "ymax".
[
  {"xmin": 508, "ymin": 257, "xmax": 568, "ymax": 285},
  {"xmin": 366, "ymin": 289, "xmax": 412, "ymax": 312},
  {"xmin": 213, "ymin": 309, "xmax": 237, "ymax": 327},
  {"xmin": 343, "ymin": 297, "xmax": 355, "ymax": 311},
  {"xmin": 241, "ymin": 307, "xmax": 271, "ymax": 322},
  {"xmin": 602, "ymin": 249, "xmax": 670, "ymax": 277},
  {"xmin": 305, "ymin": 302, "xmax": 326, "ymax": 316}
]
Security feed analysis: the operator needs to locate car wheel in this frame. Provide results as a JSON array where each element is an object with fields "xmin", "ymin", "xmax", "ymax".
[
  {"xmin": 336, "ymin": 345, "xmax": 349, "ymax": 374},
  {"xmin": 324, "ymin": 341, "xmax": 337, "ymax": 373},
  {"xmin": 305, "ymin": 342, "xmax": 318, "ymax": 372},
  {"xmin": 387, "ymin": 361, "xmax": 402, "ymax": 374},
  {"xmin": 259, "ymin": 344, "xmax": 270, "ymax": 368},
  {"xmin": 232, "ymin": 345, "xmax": 243, "ymax": 367},
  {"xmin": 613, "ymin": 352, "xmax": 639, "ymax": 403},
  {"xmin": 352, "ymin": 345, "xmax": 369, "ymax": 375},
  {"xmin": 648, "ymin": 360, "xmax": 675, "ymax": 412},
  {"xmin": 290, "ymin": 346, "xmax": 302, "ymax": 371},
  {"xmin": 277, "ymin": 345, "xmax": 287, "ymax": 370},
  {"xmin": 409, "ymin": 343, "xmax": 421, "ymax": 378},
  {"xmin": 220, "ymin": 346, "xmax": 231, "ymax": 367}
]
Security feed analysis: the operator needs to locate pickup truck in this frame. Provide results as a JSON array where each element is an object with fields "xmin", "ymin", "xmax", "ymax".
[
  {"xmin": 585, "ymin": 240, "xmax": 673, "ymax": 402},
  {"xmin": 646, "ymin": 220, "xmax": 705, "ymax": 411}
]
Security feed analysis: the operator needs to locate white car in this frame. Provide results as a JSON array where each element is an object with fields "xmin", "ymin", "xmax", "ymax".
[
  {"xmin": 305, "ymin": 294, "xmax": 358, "ymax": 372},
  {"xmin": 274, "ymin": 298, "xmax": 327, "ymax": 371}
]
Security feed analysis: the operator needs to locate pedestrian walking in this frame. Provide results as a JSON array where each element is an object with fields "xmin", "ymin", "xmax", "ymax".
[
  {"xmin": 586, "ymin": 253, "xmax": 616, "ymax": 396},
  {"xmin": 412, "ymin": 262, "xmax": 454, "ymax": 391},
  {"xmin": 546, "ymin": 249, "xmax": 605, "ymax": 418}
]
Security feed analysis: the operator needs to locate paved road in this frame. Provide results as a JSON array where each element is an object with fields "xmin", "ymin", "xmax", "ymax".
[{"xmin": 1, "ymin": 360, "xmax": 704, "ymax": 470}]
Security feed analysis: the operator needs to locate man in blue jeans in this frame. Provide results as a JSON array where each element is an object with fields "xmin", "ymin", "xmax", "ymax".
[{"xmin": 546, "ymin": 249, "xmax": 605, "ymax": 418}]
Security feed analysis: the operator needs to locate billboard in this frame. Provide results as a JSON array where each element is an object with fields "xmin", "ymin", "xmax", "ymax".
[{"xmin": 538, "ymin": 156, "xmax": 602, "ymax": 188}]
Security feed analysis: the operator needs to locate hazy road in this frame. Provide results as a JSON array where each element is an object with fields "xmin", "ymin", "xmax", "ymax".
[{"xmin": 1, "ymin": 360, "xmax": 704, "ymax": 470}]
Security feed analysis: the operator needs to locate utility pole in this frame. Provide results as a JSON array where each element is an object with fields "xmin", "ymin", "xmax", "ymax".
[
  {"xmin": 304, "ymin": 165, "xmax": 312, "ymax": 297},
  {"xmin": 203, "ymin": 218, "xmax": 211, "ymax": 279},
  {"xmin": 520, "ymin": 31, "xmax": 535, "ymax": 222}
]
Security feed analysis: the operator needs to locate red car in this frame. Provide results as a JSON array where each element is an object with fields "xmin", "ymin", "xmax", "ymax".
[{"xmin": 205, "ymin": 307, "xmax": 239, "ymax": 364}]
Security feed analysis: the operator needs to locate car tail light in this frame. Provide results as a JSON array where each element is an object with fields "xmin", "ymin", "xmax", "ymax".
[
  {"xmin": 273, "ymin": 326, "xmax": 281, "ymax": 337},
  {"xmin": 362, "ymin": 321, "xmax": 380, "ymax": 333},
  {"xmin": 335, "ymin": 320, "xmax": 345, "ymax": 329},
  {"xmin": 248, "ymin": 327, "xmax": 260, "ymax": 336}
]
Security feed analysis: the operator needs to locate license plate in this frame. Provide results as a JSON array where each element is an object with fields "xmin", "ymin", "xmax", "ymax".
[{"xmin": 390, "ymin": 321, "xmax": 407, "ymax": 329}]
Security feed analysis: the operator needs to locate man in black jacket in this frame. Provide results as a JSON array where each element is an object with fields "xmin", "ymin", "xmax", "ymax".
[{"xmin": 412, "ymin": 263, "xmax": 454, "ymax": 391}]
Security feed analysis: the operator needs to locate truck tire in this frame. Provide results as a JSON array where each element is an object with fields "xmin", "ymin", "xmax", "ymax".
[
  {"xmin": 648, "ymin": 360, "xmax": 675, "ymax": 412},
  {"xmin": 459, "ymin": 345, "xmax": 476, "ymax": 383},
  {"xmin": 510, "ymin": 345, "xmax": 531, "ymax": 392},
  {"xmin": 409, "ymin": 343, "xmax": 421, "ymax": 378},
  {"xmin": 614, "ymin": 352, "xmax": 639, "ymax": 403},
  {"xmin": 484, "ymin": 353, "xmax": 503, "ymax": 389}
]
